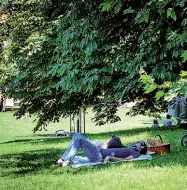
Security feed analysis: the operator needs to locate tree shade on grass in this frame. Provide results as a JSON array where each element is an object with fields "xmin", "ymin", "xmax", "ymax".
[{"xmin": 0, "ymin": 111, "xmax": 187, "ymax": 190}]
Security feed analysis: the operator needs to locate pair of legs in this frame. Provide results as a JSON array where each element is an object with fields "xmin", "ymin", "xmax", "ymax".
[{"xmin": 57, "ymin": 133, "xmax": 103, "ymax": 166}]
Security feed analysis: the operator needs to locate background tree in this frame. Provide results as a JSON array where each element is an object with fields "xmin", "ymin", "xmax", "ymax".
[
  {"xmin": 2, "ymin": 0, "xmax": 187, "ymax": 131},
  {"xmin": 0, "ymin": 0, "xmax": 11, "ymax": 112}
]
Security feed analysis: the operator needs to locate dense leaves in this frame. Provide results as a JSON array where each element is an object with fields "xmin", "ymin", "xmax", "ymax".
[
  {"xmin": 1, "ymin": 0, "xmax": 187, "ymax": 131},
  {"xmin": 0, "ymin": 1, "xmax": 16, "ymax": 111}
]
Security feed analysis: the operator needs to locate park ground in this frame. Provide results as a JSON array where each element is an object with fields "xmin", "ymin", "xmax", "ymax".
[{"xmin": 0, "ymin": 108, "xmax": 187, "ymax": 190}]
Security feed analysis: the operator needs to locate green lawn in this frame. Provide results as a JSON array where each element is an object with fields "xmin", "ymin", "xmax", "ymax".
[{"xmin": 0, "ymin": 108, "xmax": 187, "ymax": 190}]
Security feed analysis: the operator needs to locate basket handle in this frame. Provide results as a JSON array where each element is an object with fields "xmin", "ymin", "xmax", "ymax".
[{"xmin": 153, "ymin": 134, "xmax": 164, "ymax": 145}]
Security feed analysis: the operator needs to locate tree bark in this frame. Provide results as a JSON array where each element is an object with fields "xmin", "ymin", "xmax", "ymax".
[{"xmin": 0, "ymin": 90, "xmax": 6, "ymax": 112}]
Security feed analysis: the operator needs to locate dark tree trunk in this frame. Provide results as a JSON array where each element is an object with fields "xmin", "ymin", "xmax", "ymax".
[
  {"xmin": 0, "ymin": 94, "xmax": 4, "ymax": 112},
  {"xmin": 0, "ymin": 89, "xmax": 6, "ymax": 112}
]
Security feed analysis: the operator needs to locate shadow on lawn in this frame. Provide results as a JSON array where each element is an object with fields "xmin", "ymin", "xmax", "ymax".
[
  {"xmin": 0, "ymin": 127, "xmax": 186, "ymax": 176},
  {"xmin": 0, "ymin": 127, "xmax": 151, "ymax": 145},
  {"xmin": 1, "ymin": 126, "xmax": 184, "ymax": 145},
  {"xmin": 0, "ymin": 127, "xmax": 155, "ymax": 148},
  {"xmin": 1, "ymin": 146, "xmax": 186, "ymax": 177},
  {"xmin": 0, "ymin": 148, "xmax": 66, "ymax": 176},
  {"xmin": 0, "ymin": 136, "xmax": 72, "ymax": 145}
]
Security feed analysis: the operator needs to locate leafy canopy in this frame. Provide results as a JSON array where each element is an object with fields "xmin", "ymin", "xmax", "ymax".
[{"xmin": 1, "ymin": 0, "xmax": 187, "ymax": 131}]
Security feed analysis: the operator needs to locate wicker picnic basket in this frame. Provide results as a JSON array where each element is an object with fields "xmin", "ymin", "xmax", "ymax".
[{"xmin": 147, "ymin": 134, "xmax": 170, "ymax": 155}]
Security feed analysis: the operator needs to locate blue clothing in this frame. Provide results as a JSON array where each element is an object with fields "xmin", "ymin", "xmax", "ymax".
[
  {"xmin": 61, "ymin": 133, "xmax": 141, "ymax": 163},
  {"xmin": 152, "ymin": 124, "xmax": 160, "ymax": 128},
  {"xmin": 101, "ymin": 148, "xmax": 141, "ymax": 159},
  {"xmin": 61, "ymin": 133, "xmax": 103, "ymax": 163},
  {"xmin": 164, "ymin": 119, "xmax": 172, "ymax": 127}
]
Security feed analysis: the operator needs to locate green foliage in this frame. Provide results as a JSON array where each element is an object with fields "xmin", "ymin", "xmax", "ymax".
[
  {"xmin": 2, "ymin": 0, "xmax": 187, "ymax": 131},
  {"xmin": 181, "ymin": 50, "xmax": 187, "ymax": 60},
  {"xmin": 101, "ymin": 0, "xmax": 123, "ymax": 13},
  {"xmin": 5, "ymin": 106, "xmax": 20, "ymax": 111},
  {"xmin": 155, "ymin": 91, "xmax": 165, "ymax": 101},
  {"xmin": 167, "ymin": 8, "xmax": 177, "ymax": 21}
]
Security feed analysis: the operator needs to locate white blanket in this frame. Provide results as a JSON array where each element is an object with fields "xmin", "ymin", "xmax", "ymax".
[{"xmin": 71, "ymin": 152, "xmax": 154, "ymax": 168}]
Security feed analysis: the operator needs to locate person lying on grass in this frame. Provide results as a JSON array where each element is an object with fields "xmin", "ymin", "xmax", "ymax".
[
  {"xmin": 93, "ymin": 134, "xmax": 126, "ymax": 149},
  {"xmin": 56, "ymin": 133, "xmax": 147, "ymax": 167}
]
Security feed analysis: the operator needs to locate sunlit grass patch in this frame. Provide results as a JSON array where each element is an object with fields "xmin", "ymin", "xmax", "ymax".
[{"xmin": 0, "ymin": 109, "xmax": 187, "ymax": 190}]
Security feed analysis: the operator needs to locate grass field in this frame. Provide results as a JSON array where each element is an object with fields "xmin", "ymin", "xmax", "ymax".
[{"xmin": 0, "ymin": 108, "xmax": 187, "ymax": 190}]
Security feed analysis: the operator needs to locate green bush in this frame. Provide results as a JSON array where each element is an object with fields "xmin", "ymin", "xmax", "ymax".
[{"xmin": 5, "ymin": 106, "xmax": 20, "ymax": 112}]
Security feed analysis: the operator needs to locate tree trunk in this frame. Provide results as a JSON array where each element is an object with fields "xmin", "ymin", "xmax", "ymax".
[
  {"xmin": 0, "ymin": 93, "xmax": 3, "ymax": 112},
  {"xmin": 2, "ymin": 97, "xmax": 5, "ymax": 112},
  {"xmin": 0, "ymin": 92, "xmax": 6, "ymax": 112}
]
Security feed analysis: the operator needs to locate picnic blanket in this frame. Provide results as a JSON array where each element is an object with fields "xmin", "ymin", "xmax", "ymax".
[{"xmin": 71, "ymin": 152, "xmax": 154, "ymax": 168}]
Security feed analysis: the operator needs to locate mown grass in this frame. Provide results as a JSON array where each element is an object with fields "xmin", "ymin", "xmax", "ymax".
[{"xmin": 0, "ymin": 108, "xmax": 187, "ymax": 190}]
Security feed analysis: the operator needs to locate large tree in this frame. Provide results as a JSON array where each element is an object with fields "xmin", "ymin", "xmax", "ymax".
[
  {"xmin": 0, "ymin": 0, "xmax": 14, "ymax": 112},
  {"xmin": 2, "ymin": 0, "xmax": 187, "ymax": 131}
]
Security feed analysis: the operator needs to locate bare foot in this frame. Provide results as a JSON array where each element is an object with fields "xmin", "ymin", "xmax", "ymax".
[
  {"xmin": 56, "ymin": 158, "xmax": 64, "ymax": 164},
  {"xmin": 56, "ymin": 158, "xmax": 69, "ymax": 167},
  {"xmin": 61, "ymin": 162, "xmax": 69, "ymax": 167}
]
